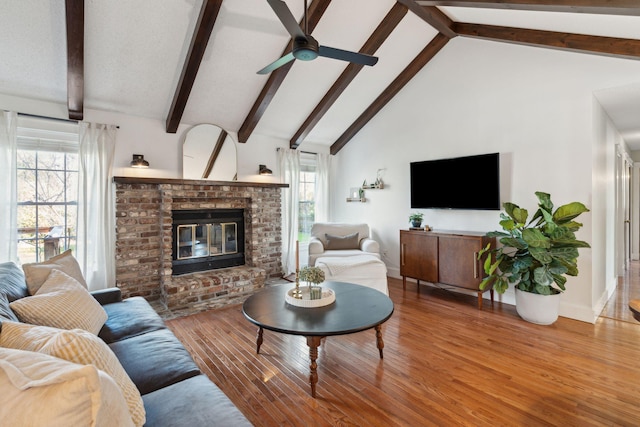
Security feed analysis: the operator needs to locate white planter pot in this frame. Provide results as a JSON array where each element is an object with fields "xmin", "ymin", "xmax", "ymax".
[{"xmin": 515, "ymin": 288, "xmax": 561, "ymax": 325}]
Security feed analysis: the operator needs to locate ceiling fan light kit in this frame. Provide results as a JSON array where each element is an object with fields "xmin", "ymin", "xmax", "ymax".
[{"xmin": 258, "ymin": 0, "xmax": 378, "ymax": 74}]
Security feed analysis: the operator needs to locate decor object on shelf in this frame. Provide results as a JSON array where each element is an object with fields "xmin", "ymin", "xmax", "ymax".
[
  {"xmin": 347, "ymin": 187, "xmax": 365, "ymax": 202},
  {"xmin": 130, "ymin": 154, "xmax": 149, "ymax": 168},
  {"xmin": 478, "ymin": 191, "xmax": 590, "ymax": 324},
  {"xmin": 258, "ymin": 164, "xmax": 272, "ymax": 175},
  {"xmin": 409, "ymin": 212, "xmax": 424, "ymax": 228}
]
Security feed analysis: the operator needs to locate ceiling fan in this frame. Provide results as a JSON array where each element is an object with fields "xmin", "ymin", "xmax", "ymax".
[{"xmin": 257, "ymin": 0, "xmax": 378, "ymax": 75}]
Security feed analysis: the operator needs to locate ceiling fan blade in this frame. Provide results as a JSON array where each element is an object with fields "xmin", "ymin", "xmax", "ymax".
[
  {"xmin": 257, "ymin": 52, "xmax": 296, "ymax": 75},
  {"xmin": 318, "ymin": 45, "xmax": 378, "ymax": 67},
  {"xmin": 266, "ymin": 0, "xmax": 306, "ymax": 40}
]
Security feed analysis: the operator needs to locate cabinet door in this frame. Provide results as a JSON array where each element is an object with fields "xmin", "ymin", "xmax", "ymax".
[
  {"xmin": 400, "ymin": 231, "xmax": 438, "ymax": 282},
  {"xmin": 438, "ymin": 235, "xmax": 483, "ymax": 289}
]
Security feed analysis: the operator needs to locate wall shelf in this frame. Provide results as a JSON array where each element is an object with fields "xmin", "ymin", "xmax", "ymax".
[{"xmin": 346, "ymin": 197, "xmax": 366, "ymax": 203}]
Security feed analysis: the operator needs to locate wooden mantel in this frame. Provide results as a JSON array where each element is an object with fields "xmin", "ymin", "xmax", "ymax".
[{"xmin": 112, "ymin": 176, "xmax": 289, "ymax": 188}]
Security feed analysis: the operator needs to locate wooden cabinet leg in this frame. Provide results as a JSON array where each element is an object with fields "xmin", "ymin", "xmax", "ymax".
[
  {"xmin": 490, "ymin": 289, "xmax": 494, "ymax": 306},
  {"xmin": 477, "ymin": 292, "xmax": 482, "ymax": 310},
  {"xmin": 402, "ymin": 276, "xmax": 406, "ymax": 290}
]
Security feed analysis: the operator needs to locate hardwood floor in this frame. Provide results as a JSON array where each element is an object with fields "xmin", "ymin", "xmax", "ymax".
[{"xmin": 166, "ymin": 276, "xmax": 640, "ymax": 426}]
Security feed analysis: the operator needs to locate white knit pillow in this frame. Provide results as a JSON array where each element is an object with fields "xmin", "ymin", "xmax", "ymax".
[
  {"xmin": 0, "ymin": 322, "xmax": 145, "ymax": 427},
  {"xmin": 22, "ymin": 249, "xmax": 88, "ymax": 295},
  {"xmin": 0, "ymin": 347, "xmax": 134, "ymax": 427},
  {"xmin": 10, "ymin": 269, "xmax": 107, "ymax": 335}
]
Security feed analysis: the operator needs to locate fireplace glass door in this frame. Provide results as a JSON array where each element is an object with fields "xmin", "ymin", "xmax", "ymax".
[{"xmin": 177, "ymin": 223, "xmax": 237, "ymax": 260}]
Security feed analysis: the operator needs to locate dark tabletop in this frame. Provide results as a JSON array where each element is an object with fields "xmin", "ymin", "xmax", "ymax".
[{"xmin": 242, "ymin": 281, "xmax": 394, "ymax": 337}]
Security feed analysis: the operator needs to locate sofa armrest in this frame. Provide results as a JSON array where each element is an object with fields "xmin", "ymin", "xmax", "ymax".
[
  {"xmin": 91, "ymin": 287, "xmax": 122, "ymax": 305},
  {"xmin": 308, "ymin": 237, "xmax": 325, "ymax": 255},
  {"xmin": 360, "ymin": 238, "xmax": 380, "ymax": 254}
]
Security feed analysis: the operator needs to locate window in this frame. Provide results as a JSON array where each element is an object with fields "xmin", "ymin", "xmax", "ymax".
[
  {"xmin": 298, "ymin": 153, "xmax": 317, "ymax": 244},
  {"xmin": 16, "ymin": 118, "xmax": 79, "ymax": 263}
]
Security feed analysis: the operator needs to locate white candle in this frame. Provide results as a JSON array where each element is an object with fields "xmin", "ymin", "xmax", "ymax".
[{"xmin": 296, "ymin": 240, "xmax": 299, "ymax": 271}]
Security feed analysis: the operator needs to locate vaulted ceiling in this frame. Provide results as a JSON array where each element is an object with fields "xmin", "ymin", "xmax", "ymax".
[{"xmin": 2, "ymin": 0, "xmax": 640, "ymax": 153}]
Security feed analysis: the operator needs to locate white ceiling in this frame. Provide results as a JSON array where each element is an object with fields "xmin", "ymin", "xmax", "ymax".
[{"xmin": 1, "ymin": 1, "xmax": 640, "ymax": 150}]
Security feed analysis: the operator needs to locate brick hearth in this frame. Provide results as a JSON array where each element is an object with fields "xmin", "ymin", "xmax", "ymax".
[{"xmin": 114, "ymin": 177, "xmax": 287, "ymax": 312}]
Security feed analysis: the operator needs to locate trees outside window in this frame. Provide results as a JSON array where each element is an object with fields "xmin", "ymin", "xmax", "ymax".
[{"xmin": 16, "ymin": 121, "xmax": 79, "ymax": 263}]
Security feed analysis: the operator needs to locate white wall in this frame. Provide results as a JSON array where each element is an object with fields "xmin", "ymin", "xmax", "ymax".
[{"xmin": 329, "ymin": 37, "xmax": 640, "ymax": 323}]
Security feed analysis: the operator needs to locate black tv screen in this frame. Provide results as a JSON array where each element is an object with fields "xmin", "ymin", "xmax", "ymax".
[{"xmin": 410, "ymin": 153, "xmax": 500, "ymax": 210}]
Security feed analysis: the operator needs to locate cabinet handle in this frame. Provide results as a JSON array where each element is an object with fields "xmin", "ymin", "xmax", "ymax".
[
  {"xmin": 473, "ymin": 251, "xmax": 478, "ymax": 278},
  {"xmin": 401, "ymin": 244, "xmax": 405, "ymax": 266}
]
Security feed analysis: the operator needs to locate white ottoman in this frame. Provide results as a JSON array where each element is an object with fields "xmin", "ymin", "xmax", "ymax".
[{"xmin": 315, "ymin": 254, "xmax": 388, "ymax": 295}]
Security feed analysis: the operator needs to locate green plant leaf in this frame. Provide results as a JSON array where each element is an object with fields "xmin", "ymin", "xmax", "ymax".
[
  {"xmin": 535, "ymin": 191, "xmax": 553, "ymax": 211},
  {"xmin": 553, "ymin": 202, "xmax": 589, "ymax": 224},
  {"xmin": 500, "ymin": 237, "xmax": 527, "ymax": 249},
  {"xmin": 522, "ymin": 228, "xmax": 551, "ymax": 248},
  {"xmin": 530, "ymin": 246, "xmax": 552, "ymax": 264}
]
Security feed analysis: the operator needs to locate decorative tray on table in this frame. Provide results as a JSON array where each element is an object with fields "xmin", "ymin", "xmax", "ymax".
[{"xmin": 285, "ymin": 287, "xmax": 336, "ymax": 308}]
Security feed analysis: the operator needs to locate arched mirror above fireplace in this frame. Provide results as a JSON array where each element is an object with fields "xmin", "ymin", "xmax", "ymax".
[{"xmin": 182, "ymin": 124, "xmax": 237, "ymax": 181}]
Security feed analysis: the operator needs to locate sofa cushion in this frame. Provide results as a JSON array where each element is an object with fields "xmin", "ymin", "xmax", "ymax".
[
  {"xmin": 0, "ymin": 347, "xmax": 135, "ymax": 427},
  {"xmin": 108, "ymin": 328, "xmax": 201, "ymax": 395},
  {"xmin": 311, "ymin": 223, "xmax": 370, "ymax": 247},
  {"xmin": 22, "ymin": 249, "xmax": 87, "ymax": 295},
  {"xmin": 0, "ymin": 262, "xmax": 29, "ymax": 302},
  {"xmin": 10, "ymin": 269, "xmax": 107, "ymax": 335},
  {"xmin": 98, "ymin": 297, "xmax": 166, "ymax": 344},
  {"xmin": 142, "ymin": 374, "xmax": 252, "ymax": 427},
  {"xmin": 0, "ymin": 321, "xmax": 145, "ymax": 427},
  {"xmin": 325, "ymin": 232, "xmax": 359, "ymax": 250},
  {"xmin": 0, "ymin": 293, "xmax": 19, "ymax": 324}
]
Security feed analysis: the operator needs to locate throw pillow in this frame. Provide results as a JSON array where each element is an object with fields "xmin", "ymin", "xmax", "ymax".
[
  {"xmin": 0, "ymin": 293, "xmax": 19, "ymax": 324},
  {"xmin": 0, "ymin": 262, "xmax": 29, "ymax": 302},
  {"xmin": 0, "ymin": 321, "xmax": 145, "ymax": 427},
  {"xmin": 22, "ymin": 249, "xmax": 87, "ymax": 295},
  {"xmin": 9, "ymin": 269, "xmax": 107, "ymax": 335},
  {"xmin": 325, "ymin": 232, "xmax": 359, "ymax": 250},
  {"xmin": 0, "ymin": 347, "xmax": 134, "ymax": 427}
]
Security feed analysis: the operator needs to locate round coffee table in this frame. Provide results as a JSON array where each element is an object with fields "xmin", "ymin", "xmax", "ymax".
[{"xmin": 242, "ymin": 281, "xmax": 394, "ymax": 397}]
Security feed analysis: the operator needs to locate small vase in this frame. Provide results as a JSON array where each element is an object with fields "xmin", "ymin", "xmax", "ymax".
[
  {"xmin": 310, "ymin": 285, "xmax": 322, "ymax": 300},
  {"xmin": 411, "ymin": 220, "xmax": 422, "ymax": 228}
]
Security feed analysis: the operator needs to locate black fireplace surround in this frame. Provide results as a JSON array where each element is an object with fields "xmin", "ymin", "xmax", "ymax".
[{"xmin": 171, "ymin": 209, "xmax": 245, "ymax": 275}]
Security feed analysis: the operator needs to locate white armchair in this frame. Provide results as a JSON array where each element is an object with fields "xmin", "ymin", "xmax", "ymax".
[{"xmin": 307, "ymin": 223, "xmax": 380, "ymax": 266}]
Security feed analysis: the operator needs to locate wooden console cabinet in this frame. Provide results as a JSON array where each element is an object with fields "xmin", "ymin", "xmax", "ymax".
[{"xmin": 400, "ymin": 229, "xmax": 495, "ymax": 309}]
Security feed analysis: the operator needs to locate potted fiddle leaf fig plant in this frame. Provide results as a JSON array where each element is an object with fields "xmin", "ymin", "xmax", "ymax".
[{"xmin": 478, "ymin": 191, "xmax": 590, "ymax": 324}]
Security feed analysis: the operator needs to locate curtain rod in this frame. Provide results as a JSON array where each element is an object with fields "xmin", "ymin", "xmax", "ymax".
[
  {"xmin": 276, "ymin": 147, "xmax": 317, "ymax": 155},
  {"xmin": 18, "ymin": 112, "xmax": 120, "ymax": 129}
]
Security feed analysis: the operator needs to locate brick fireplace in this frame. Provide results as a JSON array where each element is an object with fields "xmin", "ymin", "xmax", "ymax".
[{"xmin": 113, "ymin": 177, "xmax": 287, "ymax": 312}]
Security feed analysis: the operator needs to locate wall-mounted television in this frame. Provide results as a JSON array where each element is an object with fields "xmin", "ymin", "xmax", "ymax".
[{"xmin": 410, "ymin": 152, "xmax": 500, "ymax": 210}]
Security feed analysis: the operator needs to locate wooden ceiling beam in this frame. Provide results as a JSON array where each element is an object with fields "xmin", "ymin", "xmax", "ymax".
[
  {"xmin": 165, "ymin": 0, "xmax": 223, "ymax": 134},
  {"xmin": 330, "ymin": 33, "xmax": 450, "ymax": 155},
  {"xmin": 289, "ymin": 3, "xmax": 408, "ymax": 149},
  {"xmin": 237, "ymin": 0, "xmax": 332, "ymax": 143},
  {"xmin": 65, "ymin": 0, "xmax": 84, "ymax": 121},
  {"xmin": 455, "ymin": 22, "xmax": 640, "ymax": 59},
  {"xmin": 415, "ymin": 1, "xmax": 640, "ymax": 16},
  {"xmin": 396, "ymin": 0, "xmax": 457, "ymax": 38},
  {"xmin": 202, "ymin": 129, "xmax": 227, "ymax": 179}
]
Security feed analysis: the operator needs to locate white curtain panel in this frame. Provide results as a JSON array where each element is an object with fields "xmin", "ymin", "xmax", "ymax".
[
  {"xmin": 314, "ymin": 152, "xmax": 331, "ymax": 223},
  {"xmin": 278, "ymin": 148, "xmax": 300, "ymax": 276},
  {"xmin": 77, "ymin": 122, "xmax": 117, "ymax": 291},
  {"xmin": 0, "ymin": 111, "xmax": 18, "ymax": 263}
]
